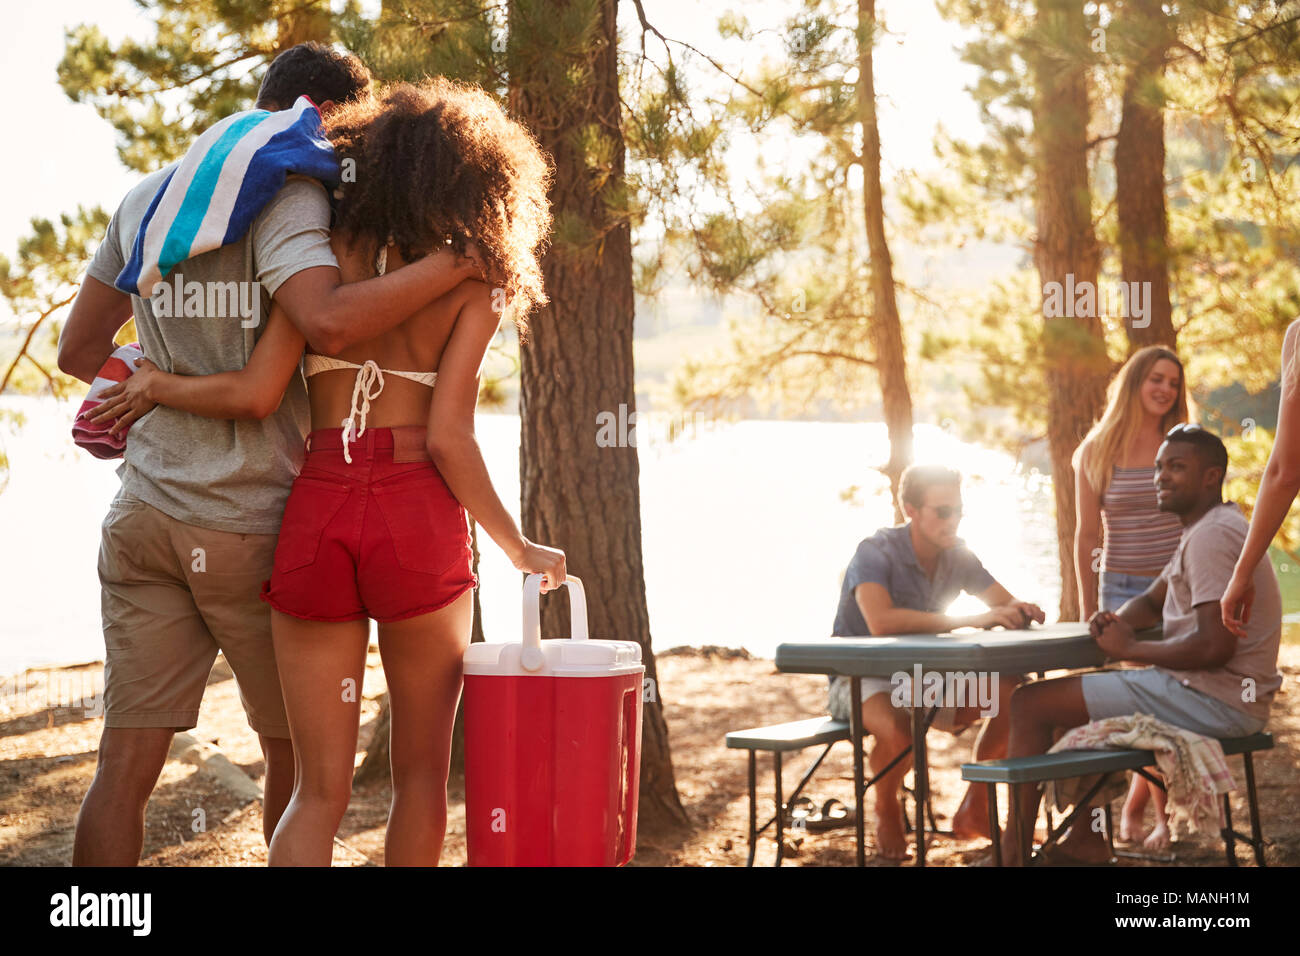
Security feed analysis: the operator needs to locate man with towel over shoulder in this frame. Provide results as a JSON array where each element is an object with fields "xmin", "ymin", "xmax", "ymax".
[{"xmin": 57, "ymin": 42, "xmax": 485, "ymax": 866}]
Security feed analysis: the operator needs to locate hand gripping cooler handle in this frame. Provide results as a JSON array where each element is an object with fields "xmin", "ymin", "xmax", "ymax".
[{"xmin": 520, "ymin": 573, "xmax": 588, "ymax": 672}]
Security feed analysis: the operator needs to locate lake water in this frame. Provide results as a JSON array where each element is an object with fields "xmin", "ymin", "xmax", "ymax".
[
  {"xmin": 0, "ymin": 396, "xmax": 1065, "ymax": 674},
  {"xmin": 4, "ymin": 396, "xmax": 1291, "ymax": 675}
]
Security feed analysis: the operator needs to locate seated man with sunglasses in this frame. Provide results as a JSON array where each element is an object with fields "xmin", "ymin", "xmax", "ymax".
[
  {"xmin": 829, "ymin": 464, "xmax": 1045, "ymax": 860},
  {"xmin": 997, "ymin": 425, "xmax": 1283, "ymax": 865}
]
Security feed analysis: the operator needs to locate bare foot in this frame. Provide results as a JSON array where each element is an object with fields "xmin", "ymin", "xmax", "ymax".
[
  {"xmin": 1120, "ymin": 775, "xmax": 1149, "ymax": 843},
  {"xmin": 952, "ymin": 785, "xmax": 992, "ymax": 840},
  {"xmin": 874, "ymin": 798, "xmax": 913, "ymax": 861},
  {"xmin": 1119, "ymin": 806, "xmax": 1144, "ymax": 844},
  {"xmin": 1143, "ymin": 821, "xmax": 1170, "ymax": 853}
]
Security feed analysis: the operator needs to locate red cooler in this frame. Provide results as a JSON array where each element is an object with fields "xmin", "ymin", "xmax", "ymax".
[{"xmin": 463, "ymin": 574, "xmax": 644, "ymax": 866}]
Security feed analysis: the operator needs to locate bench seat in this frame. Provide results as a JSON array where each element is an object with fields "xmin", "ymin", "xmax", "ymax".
[
  {"xmin": 725, "ymin": 717, "xmax": 850, "ymax": 752},
  {"xmin": 725, "ymin": 717, "xmax": 852, "ymax": 865},
  {"xmin": 960, "ymin": 732, "xmax": 1274, "ymax": 866},
  {"xmin": 961, "ymin": 732, "xmax": 1273, "ymax": 784}
]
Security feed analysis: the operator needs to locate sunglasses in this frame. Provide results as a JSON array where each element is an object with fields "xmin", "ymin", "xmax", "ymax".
[
  {"xmin": 925, "ymin": 504, "xmax": 963, "ymax": 521},
  {"xmin": 1165, "ymin": 423, "xmax": 1204, "ymax": 439}
]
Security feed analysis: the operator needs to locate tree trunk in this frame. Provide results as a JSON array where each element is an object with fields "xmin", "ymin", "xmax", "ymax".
[
  {"xmin": 353, "ymin": 691, "xmax": 390, "ymax": 788},
  {"xmin": 1030, "ymin": 0, "xmax": 1110, "ymax": 621},
  {"xmin": 508, "ymin": 0, "xmax": 689, "ymax": 832},
  {"xmin": 1115, "ymin": 4, "xmax": 1176, "ymax": 350},
  {"xmin": 276, "ymin": 2, "xmax": 332, "ymax": 50},
  {"xmin": 859, "ymin": 0, "xmax": 914, "ymax": 523}
]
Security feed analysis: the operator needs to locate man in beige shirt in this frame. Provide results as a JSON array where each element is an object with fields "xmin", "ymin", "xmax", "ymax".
[{"xmin": 997, "ymin": 424, "xmax": 1283, "ymax": 865}]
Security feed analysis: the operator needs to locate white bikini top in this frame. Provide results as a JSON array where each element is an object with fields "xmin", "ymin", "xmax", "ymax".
[
  {"xmin": 303, "ymin": 353, "xmax": 438, "ymax": 386},
  {"xmin": 302, "ymin": 242, "xmax": 438, "ymax": 464}
]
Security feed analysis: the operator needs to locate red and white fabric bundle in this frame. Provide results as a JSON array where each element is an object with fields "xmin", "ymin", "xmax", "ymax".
[{"xmin": 71, "ymin": 343, "xmax": 144, "ymax": 460}]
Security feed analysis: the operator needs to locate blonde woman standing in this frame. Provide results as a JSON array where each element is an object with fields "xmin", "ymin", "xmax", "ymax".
[{"xmin": 1073, "ymin": 345, "xmax": 1189, "ymax": 850}]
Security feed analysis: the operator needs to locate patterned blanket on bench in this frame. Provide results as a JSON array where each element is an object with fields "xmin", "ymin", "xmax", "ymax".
[{"xmin": 1045, "ymin": 713, "xmax": 1236, "ymax": 837}]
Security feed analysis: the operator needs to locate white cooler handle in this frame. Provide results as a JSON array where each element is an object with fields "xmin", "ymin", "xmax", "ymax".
[{"xmin": 521, "ymin": 573, "xmax": 588, "ymax": 671}]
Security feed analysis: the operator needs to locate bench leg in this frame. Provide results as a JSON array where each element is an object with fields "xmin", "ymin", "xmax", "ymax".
[
  {"xmin": 746, "ymin": 751, "xmax": 757, "ymax": 867},
  {"xmin": 1221, "ymin": 794, "xmax": 1237, "ymax": 866},
  {"xmin": 773, "ymin": 750, "xmax": 785, "ymax": 867},
  {"xmin": 850, "ymin": 676, "xmax": 866, "ymax": 868},
  {"xmin": 912, "ymin": 707, "xmax": 929, "ymax": 867},
  {"xmin": 1010, "ymin": 782, "xmax": 1028, "ymax": 866},
  {"xmin": 988, "ymin": 784, "xmax": 1002, "ymax": 867},
  {"xmin": 1244, "ymin": 752, "xmax": 1266, "ymax": 867}
]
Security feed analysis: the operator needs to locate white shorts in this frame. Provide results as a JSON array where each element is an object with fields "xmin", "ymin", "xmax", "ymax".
[{"xmin": 827, "ymin": 675, "xmax": 978, "ymax": 732}]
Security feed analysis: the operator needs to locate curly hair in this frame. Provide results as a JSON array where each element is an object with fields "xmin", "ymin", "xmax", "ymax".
[
  {"xmin": 256, "ymin": 42, "xmax": 371, "ymax": 110},
  {"xmin": 324, "ymin": 77, "xmax": 553, "ymax": 334}
]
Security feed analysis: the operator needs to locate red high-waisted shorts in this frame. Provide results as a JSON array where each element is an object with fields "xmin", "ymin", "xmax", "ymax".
[{"xmin": 260, "ymin": 425, "xmax": 476, "ymax": 623}]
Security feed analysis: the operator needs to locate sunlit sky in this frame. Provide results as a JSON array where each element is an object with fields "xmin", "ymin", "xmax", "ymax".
[{"xmin": 0, "ymin": 0, "xmax": 984, "ymax": 264}]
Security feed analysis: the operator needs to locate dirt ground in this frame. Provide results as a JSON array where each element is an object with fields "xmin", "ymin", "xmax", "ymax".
[{"xmin": 2, "ymin": 646, "xmax": 1296, "ymax": 867}]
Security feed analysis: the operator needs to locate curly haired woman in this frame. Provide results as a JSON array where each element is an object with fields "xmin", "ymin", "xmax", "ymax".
[{"xmin": 88, "ymin": 78, "xmax": 565, "ymax": 865}]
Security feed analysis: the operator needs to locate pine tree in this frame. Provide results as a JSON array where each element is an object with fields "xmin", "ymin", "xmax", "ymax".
[
  {"xmin": 1029, "ymin": 0, "xmax": 1109, "ymax": 620},
  {"xmin": 507, "ymin": 0, "xmax": 690, "ymax": 830},
  {"xmin": 663, "ymin": 0, "xmax": 916, "ymax": 517},
  {"xmin": 1110, "ymin": 0, "xmax": 1177, "ymax": 349}
]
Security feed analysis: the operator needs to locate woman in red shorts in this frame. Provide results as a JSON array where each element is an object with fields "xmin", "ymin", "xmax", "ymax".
[{"xmin": 89, "ymin": 78, "xmax": 565, "ymax": 865}]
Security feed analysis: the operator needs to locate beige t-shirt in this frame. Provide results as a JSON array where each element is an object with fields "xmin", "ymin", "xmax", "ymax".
[
  {"xmin": 1159, "ymin": 502, "xmax": 1283, "ymax": 723},
  {"xmin": 87, "ymin": 170, "xmax": 338, "ymax": 533}
]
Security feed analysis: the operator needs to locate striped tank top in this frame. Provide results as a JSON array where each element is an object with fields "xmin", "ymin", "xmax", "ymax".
[{"xmin": 1100, "ymin": 466, "xmax": 1183, "ymax": 573}]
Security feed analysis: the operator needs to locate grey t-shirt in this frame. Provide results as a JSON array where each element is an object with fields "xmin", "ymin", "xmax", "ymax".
[
  {"xmin": 86, "ymin": 170, "xmax": 338, "ymax": 533},
  {"xmin": 831, "ymin": 524, "xmax": 997, "ymax": 637},
  {"xmin": 1158, "ymin": 502, "xmax": 1283, "ymax": 723},
  {"xmin": 827, "ymin": 523, "xmax": 998, "ymax": 699}
]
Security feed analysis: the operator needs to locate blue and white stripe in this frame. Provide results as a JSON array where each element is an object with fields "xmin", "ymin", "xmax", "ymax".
[{"xmin": 115, "ymin": 95, "xmax": 340, "ymax": 296}]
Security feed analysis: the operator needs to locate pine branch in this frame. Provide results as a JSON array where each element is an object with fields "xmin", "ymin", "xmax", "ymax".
[
  {"xmin": 626, "ymin": 0, "xmax": 827, "ymax": 137},
  {"xmin": 0, "ymin": 290, "xmax": 78, "ymax": 394},
  {"xmin": 628, "ymin": 0, "xmax": 766, "ymax": 101},
  {"xmin": 783, "ymin": 348, "xmax": 876, "ymax": 367}
]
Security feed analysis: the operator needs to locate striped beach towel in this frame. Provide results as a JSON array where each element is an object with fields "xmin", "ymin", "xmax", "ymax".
[
  {"xmin": 1044, "ymin": 713, "xmax": 1237, "ymax": 837},
  {"xmin": 71, "ymin": 343, "xmax": 145, "ymax": 460},
  {"xmin": 114, "ymin": 95, "xmax": 339, "ymax": 297}
]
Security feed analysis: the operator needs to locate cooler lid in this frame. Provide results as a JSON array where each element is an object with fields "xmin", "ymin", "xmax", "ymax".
[
  {"xmin": 463, "ymin": 638, "xmax": 643, "ymax": 677},
  {"xmin": 463, "ymin": 574, "xmax": 645, "ymax": 677}
]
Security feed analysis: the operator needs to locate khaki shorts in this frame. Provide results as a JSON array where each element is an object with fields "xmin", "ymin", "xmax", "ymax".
[{"xmin": 97, "ymin": 493, "xmax": 290, "ymax": 737}]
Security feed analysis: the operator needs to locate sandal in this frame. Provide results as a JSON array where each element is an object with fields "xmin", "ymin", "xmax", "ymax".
[
  {"xmin": 805, "ymin": 798, "xmax": 856, "ymax": 832},
  {"xmin": 783, "ymin": 795, "xmax": 815, "ymax": 828}
]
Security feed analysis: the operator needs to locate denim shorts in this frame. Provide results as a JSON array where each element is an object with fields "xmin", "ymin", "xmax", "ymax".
[
  {"xmin": 260, "ymin": 426, "xmax": 476, "ymax": 623},
  {"xmin": 1080, "ymin": 667, "xmax": 1265, "ymax": 739},
  {"xmin": 1099, "ymin": 571, "xmax": 1158, "ymax": 613}
]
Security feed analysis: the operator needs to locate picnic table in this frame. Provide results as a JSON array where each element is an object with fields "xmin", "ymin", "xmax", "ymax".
[{"xmin": 774, "ymin": 621, "xmax": 1160, "ymax": 866}]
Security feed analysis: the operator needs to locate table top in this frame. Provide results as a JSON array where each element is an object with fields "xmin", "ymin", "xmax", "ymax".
[{"xmin": 774, "ymin": 622, "xmax": 1160, "ymax": 677}]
